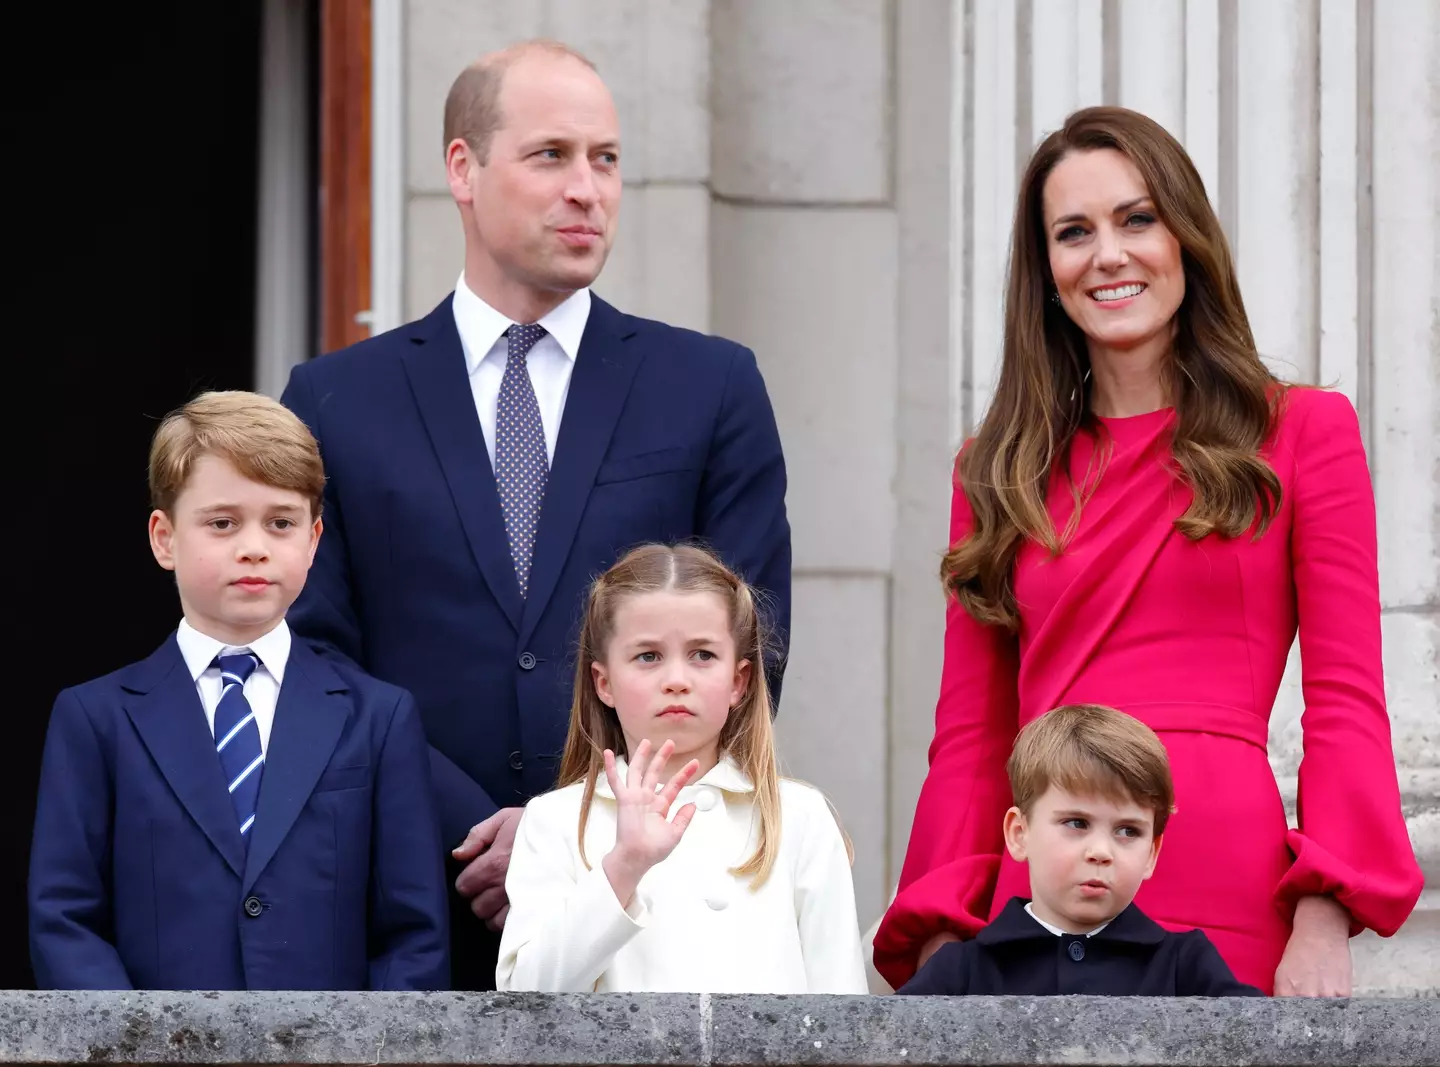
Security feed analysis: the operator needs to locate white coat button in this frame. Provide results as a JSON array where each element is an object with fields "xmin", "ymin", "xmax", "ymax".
[
  {"xmin": 705, "ymin": 894, "xmax": 729, "ymax": 911},
  {"xmin": 693, "ymin": 788, "xmax": 718, "ymax": 812}
]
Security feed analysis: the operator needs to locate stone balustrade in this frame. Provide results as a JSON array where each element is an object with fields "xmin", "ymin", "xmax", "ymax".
[{"xmin": 1, "ymin": 991, "xmax": 1436, "ymax": 1067}]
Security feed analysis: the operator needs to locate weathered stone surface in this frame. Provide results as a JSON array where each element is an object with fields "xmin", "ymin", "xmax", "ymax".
[{"xmin": 2, "ymin": 992, "xmax": 1438, "ymax": 1066}]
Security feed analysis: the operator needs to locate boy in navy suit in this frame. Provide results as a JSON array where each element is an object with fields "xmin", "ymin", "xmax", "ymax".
[
  {"xmin": 29, "ymin": 391, "xmax": 449, "ymax": 990},
  {"xmin": 898, "ymin": 704, "xmax": 1259, "ymax": 997}
]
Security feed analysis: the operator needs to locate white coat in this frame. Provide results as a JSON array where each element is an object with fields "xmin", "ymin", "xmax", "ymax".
[{"xmin": 496, "ymin": 755, "xmax": 868, "ymax": 993}]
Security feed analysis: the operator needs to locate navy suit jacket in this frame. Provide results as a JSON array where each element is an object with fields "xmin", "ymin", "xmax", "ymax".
[
  {"xmin": 897, "ymin": 897, "xmax": 1262, "ymax": 997},
  {"xmin": 28, "ymin": 634, "xmax": 450, "ymax": 990},
  {"xmin": 280, "ymin": 294, "xmax": 791, "ymax": 846}
]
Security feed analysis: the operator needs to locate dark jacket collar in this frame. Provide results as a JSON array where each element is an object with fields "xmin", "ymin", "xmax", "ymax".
[{"xmin": 977, "ymin": 897, "xmax": 1168, "ymax": 946}]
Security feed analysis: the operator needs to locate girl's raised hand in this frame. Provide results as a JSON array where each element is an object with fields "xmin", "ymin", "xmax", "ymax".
[{"xmin": 601, "ymin": 739, "xmax": 699, "ymax": 907}]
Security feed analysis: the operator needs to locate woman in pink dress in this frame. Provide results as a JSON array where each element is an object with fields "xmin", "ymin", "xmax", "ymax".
[{"xmin": 873, "ymin": 107, "xmax": 1422, "ymax": 995}]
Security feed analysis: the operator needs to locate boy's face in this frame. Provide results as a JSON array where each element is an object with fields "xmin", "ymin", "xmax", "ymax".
[
  {"xmin": 149, "ymin": 454, "xmax": 321, "ymax": 646},
  {"xmin": 1004, "ymin": 784, "xmax": 1161, "ymax": 934}
]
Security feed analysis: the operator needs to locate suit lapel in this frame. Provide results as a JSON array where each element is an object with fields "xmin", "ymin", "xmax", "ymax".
[
  {"xmin": 521, "ymin": 298, "xmax": 642, "ymax": 643},
  {"xmin": 123, "ymin": 637, "xmax": 245, "ymax": 878},
  {"xmin": 400, "ymin": 298, "xmax": 524, "ymax": 630},
  {"xmin": 242, "ymin": 641, "xmax": 350, "ymax": 894}
]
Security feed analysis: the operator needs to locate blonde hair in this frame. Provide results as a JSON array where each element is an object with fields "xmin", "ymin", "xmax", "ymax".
[
  {"xmin": 1007, "ymin": 704, "xmax": 1176, "ymax": 836},
  {"xmin": 557, "ymin": 543, "xmax": 786, "ymax": 886},
  {"xmin": 149, "ymin": 391, "xmax": 325, "ymax": 518},
  {"xmin": 443, "ymin": 39, "xmax": 598, "ymax": 163}
]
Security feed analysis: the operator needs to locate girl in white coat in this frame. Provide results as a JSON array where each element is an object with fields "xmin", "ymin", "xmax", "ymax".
[{"xmin": 496, "ymin": 543, "xmax": 868, "ymax": 993}]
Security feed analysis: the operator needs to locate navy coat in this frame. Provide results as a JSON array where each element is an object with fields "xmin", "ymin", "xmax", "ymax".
[{"xmin": 898, "ymin": 897, "xmax": 1263, "ymax": 997}]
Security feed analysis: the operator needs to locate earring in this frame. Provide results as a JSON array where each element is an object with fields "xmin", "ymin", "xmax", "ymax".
[{"xmin": 1050, "ymin": 291, "xmax": 1062, "ymax": 306}]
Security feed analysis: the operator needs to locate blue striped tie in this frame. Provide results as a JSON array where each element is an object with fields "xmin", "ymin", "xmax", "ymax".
[{"xmin": 213, "ymin": 651, "xmax": 264, "ymax": 838}]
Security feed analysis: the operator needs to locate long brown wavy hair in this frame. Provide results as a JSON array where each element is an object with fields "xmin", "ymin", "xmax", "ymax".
[
  {"xmin": 944, "ymin": 106, "xmax": 1284, "ymax": 629},
  {"xmin": 556, "ymin": 543, "xmax": 785, "ymax": 887}
]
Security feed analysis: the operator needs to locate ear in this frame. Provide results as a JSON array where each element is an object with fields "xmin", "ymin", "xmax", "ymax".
[
  {"xmin": 306, "ymin": 516, "xmax": 323, "ymax": 566},
  {"xmin": 149, "ymin": 510, "xmax": 177, "ymax": 571},
  {"xmin": 591, "ymin": 660, "xmax": 615, "ymax": 708},
  {"xmin": 730, "ymin": 658, "xmax": 752, "ymax": 709},
  {"xmin": 446, "ymin": 138, "xmax": 477, "ymax": 204},
  {"xmin": 1003, "ymin": 806, "xmax": 1029, "ymax": 862},
  {"xmin": 1142, "ymin": 833, "xmax": 1163, "ymax": 881}
]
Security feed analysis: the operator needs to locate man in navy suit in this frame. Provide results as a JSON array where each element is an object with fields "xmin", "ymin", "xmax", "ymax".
[
  {"xmin": 28, "ymin": 392, "xmax": 449, "ymax": 990},
  {"xmin": 281, "ymin": 39, "xmax": 791, "ymax": 988}
]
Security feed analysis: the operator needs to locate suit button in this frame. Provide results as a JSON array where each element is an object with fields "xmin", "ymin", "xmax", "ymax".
[
  {"xmin": 509, "ymin": 751, "xmax": 524, "ymax": 771},
  {"xmin": 692, "ymin": 788, "xmax": 718, "ymax": 812},
  {"xmin": 517, "ymin": 652, "xmax": 537, "ymax": 670},
  {"xmin": 1067, "ymin": 940, "xmax": 1085, "ymax": 961},
  {"xmin": 243, "ymin": 896, "xmax": 263, "ymax": 918}
]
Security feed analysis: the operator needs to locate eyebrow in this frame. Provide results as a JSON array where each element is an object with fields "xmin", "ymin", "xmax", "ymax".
[
  {"xmin": 195, "ymin": 503, "xmax": 306, "ymax": 514},
  {"xmin": 1051, "ymin": 197, "xmax": 1151, "ymax": 227},
  {"xmin": 521, "ymin": 134, "xmax": 621, "ymax": 153}
]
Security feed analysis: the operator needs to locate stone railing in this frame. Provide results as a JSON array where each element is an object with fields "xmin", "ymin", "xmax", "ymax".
[{"xmin": 1, "ymin": 991, "xmax": 1437, "ymax": 1066}]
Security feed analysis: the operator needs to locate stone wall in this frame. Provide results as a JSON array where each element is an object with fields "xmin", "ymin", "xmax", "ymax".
[
  {"xmin": 3, "ymin": 991, "xmax": 1437, "ymax": 1066},
  {"xmin": 394, "ymin": 0, "xmax": 1439, "ymax": 994}
]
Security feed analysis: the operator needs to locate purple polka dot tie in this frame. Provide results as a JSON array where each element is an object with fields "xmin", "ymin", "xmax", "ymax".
[{"xmin": 495, "ymin": 324, "xmax": 549, "ymax": 597}]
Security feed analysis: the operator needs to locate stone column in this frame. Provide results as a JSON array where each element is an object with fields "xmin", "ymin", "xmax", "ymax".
[{"xmin": 710, "ymin": 0, "xmax": 899, "ymax": 928}]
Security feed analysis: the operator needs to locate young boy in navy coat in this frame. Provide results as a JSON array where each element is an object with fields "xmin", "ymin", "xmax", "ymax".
[
  {"xmin": 899, "ymin": 704, "xmax": 1259, "ymax": 997},
  {"xmin": 29, "ymin": 391, "xmax": 449, "ymax": 990}
]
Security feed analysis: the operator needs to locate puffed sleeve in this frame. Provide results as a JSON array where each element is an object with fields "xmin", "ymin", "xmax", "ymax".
[
  {"xmin": 791, "ymin": 785, "xmax": 868, "ymax": 993},
  {"xmin": 872, "ymin": 478, "xmax": 1021, "ymax": 988},
  {"xmin": 495, "ymin": 794, "xmax": 652, "ymax": 991},
  {"xmin": 1273, "ymin": 389, "xmax": 1423, "ymax": 935}
]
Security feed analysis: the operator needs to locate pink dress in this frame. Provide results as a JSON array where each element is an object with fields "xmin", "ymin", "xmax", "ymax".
[{"xmin": 874, "ymin": 388, "xmax": 1422, "ymax": 993}]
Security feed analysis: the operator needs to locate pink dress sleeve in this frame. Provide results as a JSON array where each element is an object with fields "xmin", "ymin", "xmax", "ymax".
[
  {"xmin": 1273, "ymin": 389, "xmax": 1423, "ymax": 935},
  {"xmin": 872, "ymin": 479, "xmax": 1021, "ymax": 988}
]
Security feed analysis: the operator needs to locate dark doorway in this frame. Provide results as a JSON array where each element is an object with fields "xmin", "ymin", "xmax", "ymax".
[{"xmin": 10, "ymin": 4, "xmax": 267, "ymax": 988}]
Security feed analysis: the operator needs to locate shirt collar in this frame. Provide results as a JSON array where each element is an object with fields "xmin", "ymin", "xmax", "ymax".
[
  {"xmin": 979, "ymin": 897, "xmax": 1164, "ymax": 946},
  {"xmin": 175, "ymin": 618, "xmax": 291, "ymax": 684},
  {"xmin": 452, "ymin": 273, "xmax": 591, "ymax": 375},
  {"xmin": 594, "ymin": 752, "xmax": 755, "ymax": 799},
  {"xmin": 1025, "ymin": 901, "xmax": 1112, "ymax": 938}
]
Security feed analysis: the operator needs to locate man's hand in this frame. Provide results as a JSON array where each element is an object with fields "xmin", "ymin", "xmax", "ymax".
[{"xmin": 452, "ymin": 806, "xmax": 524, "ymax": 932}]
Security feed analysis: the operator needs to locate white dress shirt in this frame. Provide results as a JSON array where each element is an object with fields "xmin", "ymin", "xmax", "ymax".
[
  {"xmin": 1024, "ymin": 901, "xmax": 1113, "ymax": 938},
  {"xmin": 451, "ymin": 273, "xmax": 591, "ymax": 467},
  {"xmin": 175, "ymin": 618, "xmax": 291, "ymax": 755},
  {"xmin": 497, "ymin": 755, "xmax": 869, "ymax": 994}
]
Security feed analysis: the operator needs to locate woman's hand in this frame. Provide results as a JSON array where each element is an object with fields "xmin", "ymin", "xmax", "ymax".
[
  {"xmin": 917, "ymin": 931, "xmax": 962, "ymax": 971},
  {"xmin": 601, "ymin": 739, "xmax": 700, "ymax": 909},
  {"xmin": 1273, "ymin": 895, "xmax": 1353, "ymax": 997}
]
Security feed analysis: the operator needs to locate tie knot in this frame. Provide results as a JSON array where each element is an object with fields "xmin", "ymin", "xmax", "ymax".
[
  {"xmin": 506, "ymin": 323, "xmax": 547, "ymax": 361},
  {"xmin": 215, "ymin": 651, "xmax": 259, "ymax": 684}
]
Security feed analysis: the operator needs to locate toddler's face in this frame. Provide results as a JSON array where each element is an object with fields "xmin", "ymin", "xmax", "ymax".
[
  {"xmin": 591, "ymin": 590, "xmax": 749, "ymax": 778},
  {"xmin": 1004, "ymin": 785, "xmax": 1161, "ymax": 933}
]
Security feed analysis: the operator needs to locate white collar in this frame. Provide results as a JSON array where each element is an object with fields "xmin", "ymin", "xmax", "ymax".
[
  {"xmin": 176, "ymin": 618, "xmax": 291, "ymax": 684},
  {"xmin": 1024, "ymin": 901, "xmax": 1113, "ymax": 938},
  {"xmin": 594, "ymin": 752, "xmax": 755, "ymax": 799},
  {"xmin": 452, "ymin": 273, "xmax": 591, "ymax": 375}
]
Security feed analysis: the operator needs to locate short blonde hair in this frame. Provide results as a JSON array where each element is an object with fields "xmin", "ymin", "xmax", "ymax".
[
  {"xmin": 442, "ymin": 39, "xmax": 597, "ymax": 163},
  {"xmin": 1007, "ymin": 704, "xmax": 1176, "ymax": 836},
  {"xmin": 149, "ymin": 391, "xmax": 325, "ymax": 519}
]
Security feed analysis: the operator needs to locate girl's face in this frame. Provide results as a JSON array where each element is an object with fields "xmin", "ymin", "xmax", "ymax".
[{"xmin": 592, "ymin": 589, "xmax": 750, "ymax": 778}]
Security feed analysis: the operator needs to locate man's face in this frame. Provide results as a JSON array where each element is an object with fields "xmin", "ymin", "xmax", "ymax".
[{"xmin": 449, "ymin": 53, "xmax": 622, "ymax": 305}]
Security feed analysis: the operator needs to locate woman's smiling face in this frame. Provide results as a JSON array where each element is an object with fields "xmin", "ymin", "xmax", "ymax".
[{"xmin": 1043, "ymin": 147, "xmax": 1186, "ymax": 361}]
